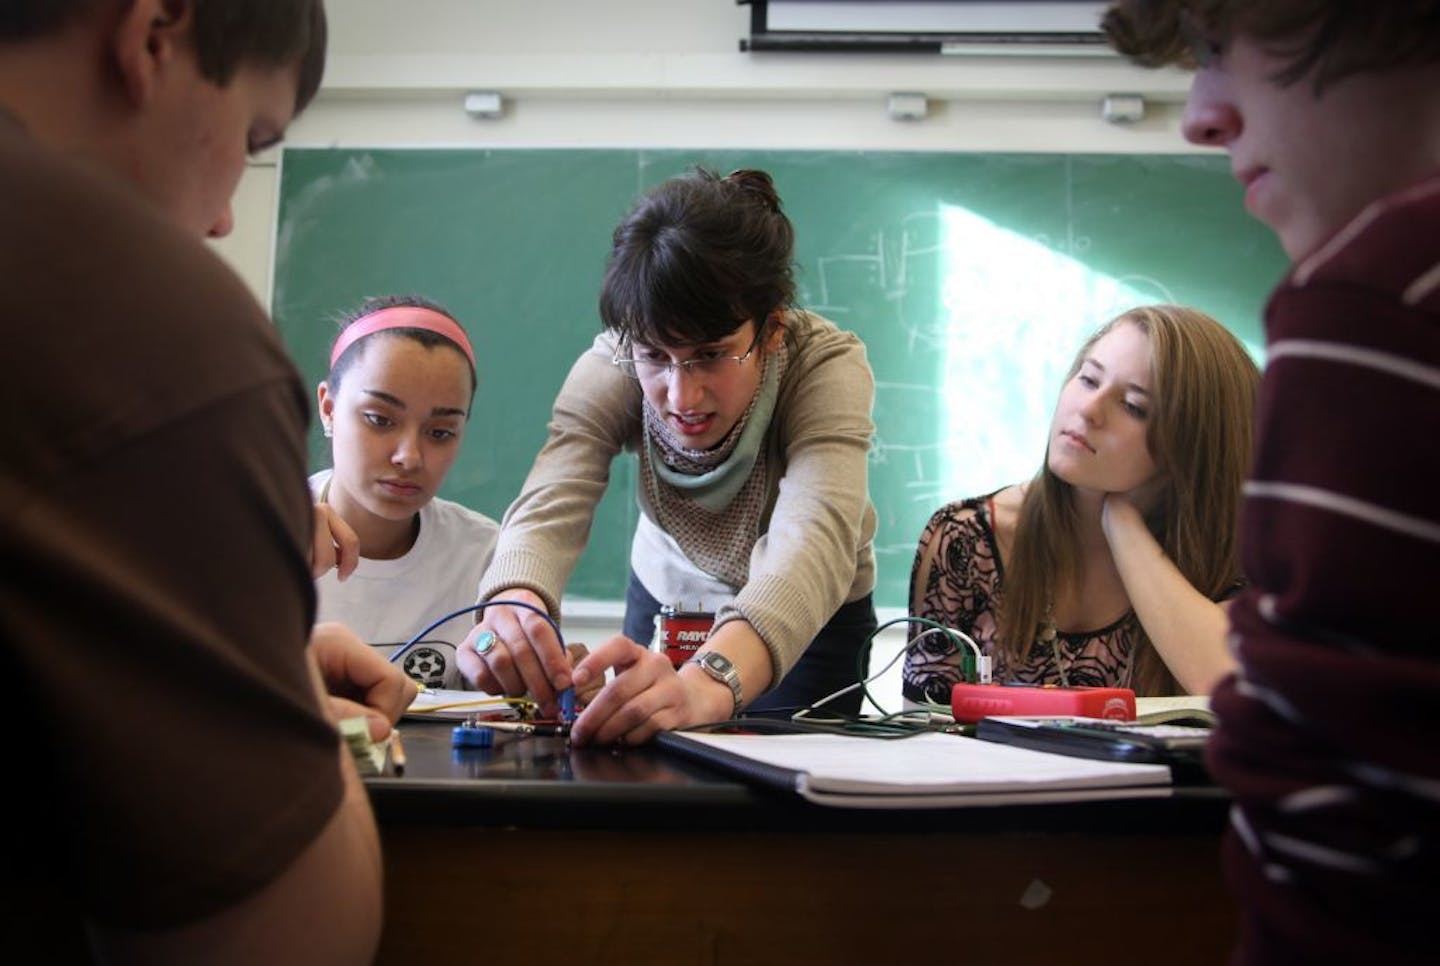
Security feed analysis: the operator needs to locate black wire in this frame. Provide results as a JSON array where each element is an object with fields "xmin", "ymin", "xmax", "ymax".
[
  {"xmin": 682, "ymin": 716, "xmax": 933, "ymax": 740},
  {"xmin": 387, "ymin": 599, "xmax": 564, "ymax": 665},
  {"xmin": 795, "ymin": 614, "xmax": 970, "ymax": 720},
  {"xmin": 751, "ymin": 614, "xmax": 975, "ymax": 738}
]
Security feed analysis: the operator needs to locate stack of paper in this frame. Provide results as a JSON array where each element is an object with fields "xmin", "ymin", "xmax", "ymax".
[{"xmin": 404, "ymin": 688, "xmax": 520, "ymax": 721}]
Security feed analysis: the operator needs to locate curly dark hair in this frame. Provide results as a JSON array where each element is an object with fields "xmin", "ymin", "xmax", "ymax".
[
  {"xmin": 598, "ymin": 167, "xmax": 796, "ymax": 348},
  {"xmin": 1102, "ymin": 0, "xmax": 1440, "ymax": 92}
]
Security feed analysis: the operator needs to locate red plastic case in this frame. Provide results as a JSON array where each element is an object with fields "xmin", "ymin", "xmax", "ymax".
[{"xmin": 950, "ymin": 683, "xmax": 1135, "ymax": 724}]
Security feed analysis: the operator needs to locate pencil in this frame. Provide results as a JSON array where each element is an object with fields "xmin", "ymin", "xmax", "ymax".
[{"xmin": 390, "ymin": 729, "xmax": 407, "ymax": 774}]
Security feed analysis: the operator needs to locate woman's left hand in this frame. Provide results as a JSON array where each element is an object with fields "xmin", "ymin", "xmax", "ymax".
[
  {"xmin": 567, "ymin": 637, "xmax": 727, "ymax": 747},
  {"xmin": 564, "ymin": 643, "xmax": 605, "ymax": 704}
]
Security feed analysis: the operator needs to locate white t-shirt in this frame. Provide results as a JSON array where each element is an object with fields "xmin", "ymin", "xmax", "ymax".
[{"xmin": 310, "ymin": 469, "xmax": 500, "ymax": 688}]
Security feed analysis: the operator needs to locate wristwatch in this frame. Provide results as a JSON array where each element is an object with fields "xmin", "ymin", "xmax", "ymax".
[{"xmin": 688, "ymin": 651, "xmax": 744, "ymax": 718}]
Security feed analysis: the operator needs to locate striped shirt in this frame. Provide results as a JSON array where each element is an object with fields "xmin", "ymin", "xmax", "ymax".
[{"xmin": 1209, "ymin": 172, "xmax": 1440, "ymax": 962}]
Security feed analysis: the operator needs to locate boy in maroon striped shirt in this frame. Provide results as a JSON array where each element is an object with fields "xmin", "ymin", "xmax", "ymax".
[{"xmin": 1103, "ymin": 3, "xmax": 1440, "ymax": 963}]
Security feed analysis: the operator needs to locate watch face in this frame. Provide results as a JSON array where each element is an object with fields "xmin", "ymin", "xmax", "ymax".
[
  {"xmin": 703, "ymin": 652, "xmax": 735, "ymax": 674},
  {"xmin": 694, "ymin": 650, "xmax": 742, "ymax": 715}
]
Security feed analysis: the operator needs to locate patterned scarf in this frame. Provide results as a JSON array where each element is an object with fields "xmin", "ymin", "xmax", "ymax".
[{"xmin": 639, "ymin": 344, "xmax": 789, "ymax": 586}]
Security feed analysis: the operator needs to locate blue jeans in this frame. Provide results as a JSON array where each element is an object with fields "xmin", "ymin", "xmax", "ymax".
[{"xmin": 623, "ymin": 571, "xmax": 876, "ymax": 717}]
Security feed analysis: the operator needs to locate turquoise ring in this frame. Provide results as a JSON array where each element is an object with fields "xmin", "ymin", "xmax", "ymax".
[{"xmin": 474, "ymin": 630, "xmax": 497, "ymax": 655}]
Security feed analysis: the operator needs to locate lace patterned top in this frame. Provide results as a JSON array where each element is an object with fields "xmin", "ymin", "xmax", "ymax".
[{"xmin": 902, "ymin": 492, "xmax": 1139, "ymax": 704}]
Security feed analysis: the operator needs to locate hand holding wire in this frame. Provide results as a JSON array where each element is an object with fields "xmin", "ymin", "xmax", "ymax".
[
  {"xmin": 390, "ymin": 592, "xmax": 573, "ymax": 716},
  {"xmin": 458, "ymin": 589, "xmax": 571, "ymax": 714}
]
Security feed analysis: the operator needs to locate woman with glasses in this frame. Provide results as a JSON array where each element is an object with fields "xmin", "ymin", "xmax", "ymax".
[{"xmin": 458, "ymin": 167, "xmax": 878, "ymax": 746}]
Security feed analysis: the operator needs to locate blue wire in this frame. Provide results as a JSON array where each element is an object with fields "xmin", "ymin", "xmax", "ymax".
[{"xmin": 387, "ymin": 599, "xmax": 565, "ymax": 666}]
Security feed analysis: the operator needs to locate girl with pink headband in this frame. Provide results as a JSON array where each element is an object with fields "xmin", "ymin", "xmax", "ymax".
[{"xmin": 310, "ymin": 295, "xmax": 498, "ymax": 689}]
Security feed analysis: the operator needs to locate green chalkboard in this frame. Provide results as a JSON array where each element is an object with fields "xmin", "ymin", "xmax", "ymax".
[{"xmin": 273, "ymin": 148, "xmax": 1286, "ymax": 610}]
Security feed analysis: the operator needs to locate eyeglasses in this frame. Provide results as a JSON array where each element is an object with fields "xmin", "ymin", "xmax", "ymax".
[{"xmin": 612, "ymin": 329, "xmax": 763, "ymax": 382}]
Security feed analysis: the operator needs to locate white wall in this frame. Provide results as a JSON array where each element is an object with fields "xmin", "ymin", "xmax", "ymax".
[
  {"xmin": 209, "ymin": 1, "xmax": 1205, "ymax": 696},
  {"xmin": 212, "ymin": 0, "xmax": 1204, "ymax": 298}
]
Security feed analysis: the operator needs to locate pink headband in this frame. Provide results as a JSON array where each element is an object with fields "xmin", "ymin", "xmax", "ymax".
[{"xmin": 328, "ymin": 306, "xmax": 477, "ymax": 370}]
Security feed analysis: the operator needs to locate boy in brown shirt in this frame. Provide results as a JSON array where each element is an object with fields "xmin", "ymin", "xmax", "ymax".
[{"xmin": 0, "ymin": 2, "xmax": 413, "ymax": 959}]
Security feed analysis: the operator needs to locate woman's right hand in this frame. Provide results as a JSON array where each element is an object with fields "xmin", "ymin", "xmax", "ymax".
[{"xmin": 457, "ymin": 588, "xmax": 572, "ymax": 715}]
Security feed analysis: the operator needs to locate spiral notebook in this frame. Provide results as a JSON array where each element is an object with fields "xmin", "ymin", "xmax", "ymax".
[{"xmin": 656, "ymin": 730, "xmax": 1171, "ymax": 808}]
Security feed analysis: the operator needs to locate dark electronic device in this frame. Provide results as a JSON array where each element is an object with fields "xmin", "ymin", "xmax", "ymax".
[{"xmin": 975, "ymin": 716, "xmax": 1212, "ymax": 772}]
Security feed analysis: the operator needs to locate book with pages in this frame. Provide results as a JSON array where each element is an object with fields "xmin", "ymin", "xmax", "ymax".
[{"xmin": 655, "ymin": 729, "xmax": 1172, "ymax": 809}]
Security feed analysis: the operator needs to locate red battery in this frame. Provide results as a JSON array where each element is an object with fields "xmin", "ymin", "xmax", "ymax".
[{"xmin": 658, "ymin": 606, "xmax": 714, "ymax": 668}]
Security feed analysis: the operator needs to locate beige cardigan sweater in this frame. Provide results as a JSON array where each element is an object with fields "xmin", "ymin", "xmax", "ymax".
[{"xmin": 478, "ymin": 311, "xmax": 877, "ymax": 680}]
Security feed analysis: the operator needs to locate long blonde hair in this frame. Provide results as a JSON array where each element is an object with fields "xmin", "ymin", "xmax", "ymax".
[{"xmin": 999, "ymin": 305, "xmax": 1260, "ymax": 695}]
